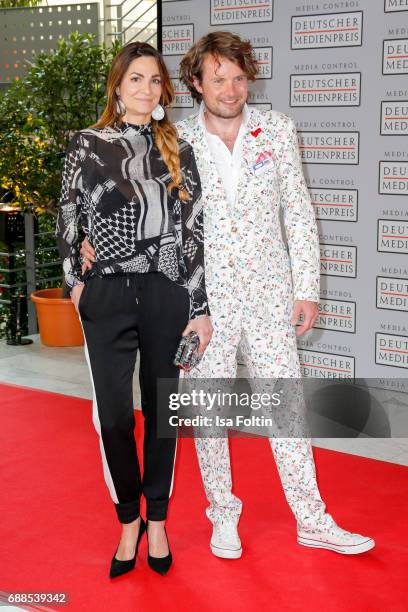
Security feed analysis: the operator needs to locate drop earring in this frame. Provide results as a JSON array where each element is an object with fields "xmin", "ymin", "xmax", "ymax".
[
  {"xmin": 116, "ymin": 97, "xmax": 126, "ymax": 115},
  {"xmin": 151, "ymin": 104, "xmax": 165, "ymax": 121}
]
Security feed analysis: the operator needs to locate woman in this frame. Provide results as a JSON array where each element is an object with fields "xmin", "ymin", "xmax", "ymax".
[{"xmin": 56, "ymin": 42, "xmax": 212, "ymax": 578}]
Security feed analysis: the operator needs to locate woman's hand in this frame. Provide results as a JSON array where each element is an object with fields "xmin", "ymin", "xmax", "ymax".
[
  {"xmin": 182, "ymin": 315, "xmax": 213, "ymax": 354},
  {"xmin": 80, "ymin": 237, "xmax": 96, "ymax": 274},
  {"xmin": 70, "ymin": 283, "xmax": 85, "ymax": 313}
]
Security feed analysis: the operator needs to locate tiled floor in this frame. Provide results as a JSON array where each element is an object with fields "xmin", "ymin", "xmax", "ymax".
[
  {"xmin": 1, "ymin": 336, "xmax": 407, "ymax": 466},
  {"xmin": 0, "ymin": 335, "xmax": 140, "ymax": 404}
]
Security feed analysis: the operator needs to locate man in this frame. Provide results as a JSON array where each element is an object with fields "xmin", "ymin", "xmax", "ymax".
[{"xmin": 81, "ymin": 31, "xmax": 375, "ymax": 559}]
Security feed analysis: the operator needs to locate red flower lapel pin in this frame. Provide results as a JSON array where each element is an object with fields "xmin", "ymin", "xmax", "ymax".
[{"xmin": 251, "ymin": 127, "xmax": 262, "ymax": 138}]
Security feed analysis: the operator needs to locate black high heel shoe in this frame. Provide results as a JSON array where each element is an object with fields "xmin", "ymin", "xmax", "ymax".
[
  {"xmin": 146, "ymin": 521, "xmax": 172, "ymax": 576},
  {"xmin": 109, "ymin": 517, "xmax": 146, "ymax": 578}
]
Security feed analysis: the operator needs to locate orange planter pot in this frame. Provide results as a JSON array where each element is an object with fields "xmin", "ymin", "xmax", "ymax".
[{"xmin": 30, "ymin": 288, "xmax": 84, "ymax": 347}]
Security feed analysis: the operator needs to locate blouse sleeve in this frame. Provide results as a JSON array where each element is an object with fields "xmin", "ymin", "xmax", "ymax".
[
  {"xmin": 55, "ymin": 132, "xmax": 86, "ymax": 290},
  {"xmin": 180, "ymin": 144, "xmax": 210, "ymax": 319}
]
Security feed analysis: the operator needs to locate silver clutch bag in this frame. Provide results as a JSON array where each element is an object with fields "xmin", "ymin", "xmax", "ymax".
[{"xmin": 173, "ymin": 331, "xmax": 201, "ymax": 370}]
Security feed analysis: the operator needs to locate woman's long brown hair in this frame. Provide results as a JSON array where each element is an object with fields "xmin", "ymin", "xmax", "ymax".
[{"xmin": 94, "ymin": 42, "xmax": 189, "ymax": 201}]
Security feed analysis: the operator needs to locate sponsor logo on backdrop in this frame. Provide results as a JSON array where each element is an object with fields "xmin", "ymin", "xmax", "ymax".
[
  {"xmin": 315, "ymin": 299, "xmax": 356, "ymax": 333},
  {"xmin": 377, "ymin": 219, "xmax": 408, "ymax": 253},
  {"xmin": 378, "ymin": 378, "xmax": 408, "ymax": 392},
  {"xmin": 381, "ymin": 101, "xmax": 408, "ymax": 135},
  {"xmin": 254, "ymin": 47, "xmax": 273, "ymax": 79},
  {"xmin": 250, "ymin": 35, "xmax": 272, "ymax": 45},
  {"xmin": 385, "ymin": 89, "xmax": 408, "ymax": 98},
  {"xmin": 290, "ymin": 72, "xmax": 361, "ymax": 107},
  {"xmin": 376, "ymin": 276, "xmax": 408, "ymax": 311},
  {"xmin": 320, "ymin": 244, "xmax": 357, "ymax": 277},
  {"xmin": 293, "ymin": 61, "xmax": 359, "ymax": 72},
  {"xmin": 298, "ymin": 131, "xmax": 359, "ymax": 164},
  {"xmin": 380, "ymin": 208, "xmax": 408, "ymax": 219},
  {"xmin": 376, "ymin": 333, "xmax": 408, "ymax": 369},
  {"xmin": 247, "ymin": 103, "xmax": 272, "ymax": 111},
  {"xmin": 379, "ymin": 161, "xmax": 408, "ymax": 195},
  {"xmin": 383, "ymin": 39, "xmax": 408, "ymax": 74},
  {"xmin": 247, "ymin": 90, "xmax": 271, "ymax": 110},
  {"xmin": 320, "ymin": 289, "xmax": 354, "ymax": 299},
  {"xmin": 210, "ymin": 0, "xmax": 273, "ymax": 25},
  {"xmin": 384, "ymin": 0, "xmax": 408, "ymax": 12},
  {"xmin": 291, "ymin": 12, "xmax": 363, "ymax": 49},
  {"xmin": 163, "ymin": 15, "xmax": 192, "ymax": 24},
  {"xmin": 310, "ymin": 188, "xmax": 358, "ymax": 221},
  {"xmin": 162, "ymin": 24, "xmax": 194, "ymax": 55},
  {"xmin": 171, "ymin": 79, "xmax": 194, "ymax": 108},
  {"xmin": 299, "ymin": 349, "xmax": 355, "ymax": 378}
]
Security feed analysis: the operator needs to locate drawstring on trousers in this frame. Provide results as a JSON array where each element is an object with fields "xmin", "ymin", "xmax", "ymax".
[{"xmin": 126, "ymin": 273, "xmax": 139, "ymax": 303}]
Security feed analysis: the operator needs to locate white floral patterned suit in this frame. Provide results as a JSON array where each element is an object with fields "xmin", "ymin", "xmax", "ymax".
[{"xmin": 176, "ymin": 107, "xmax": 333, "ymax": 532}]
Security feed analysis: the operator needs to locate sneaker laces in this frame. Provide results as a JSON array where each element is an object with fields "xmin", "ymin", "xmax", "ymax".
[{"xmin": 215, "ymin": 519, "xmax": 240, "ymax": 545}]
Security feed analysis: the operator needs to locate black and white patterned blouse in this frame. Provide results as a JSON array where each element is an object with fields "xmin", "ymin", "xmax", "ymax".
[{"xmin": 56, "ymin": 121, "xmax": 209, "ymax": 319}]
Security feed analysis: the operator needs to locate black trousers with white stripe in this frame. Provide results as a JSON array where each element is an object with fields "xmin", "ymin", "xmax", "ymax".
[{"xmin": 79, "ymin": 271, "xmax": 189, "ymax": 523}]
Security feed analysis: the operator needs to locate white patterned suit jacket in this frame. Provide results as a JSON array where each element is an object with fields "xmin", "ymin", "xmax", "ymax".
[{"xmin": 176, "ymin": 107, "xmax": 320, "ymax": 336}]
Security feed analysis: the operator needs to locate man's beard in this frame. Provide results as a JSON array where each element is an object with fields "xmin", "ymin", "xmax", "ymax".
[{"xmin": 203, "ymin": 97, "xmax": 246, "ymax": 119}]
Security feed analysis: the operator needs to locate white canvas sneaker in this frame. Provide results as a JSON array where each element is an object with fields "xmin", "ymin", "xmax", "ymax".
[
  {"xmin": 298, "ymin": 522, "xmax": 375, "ymax": 555},
  {"xmin": 210, "ymin": 519, "xmax": 243, "ymax": 559}
]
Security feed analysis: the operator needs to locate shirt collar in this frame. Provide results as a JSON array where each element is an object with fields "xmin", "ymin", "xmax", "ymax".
[{"xmin": 198, "ymin": 101, "xmax": 250, "ymax": 133}]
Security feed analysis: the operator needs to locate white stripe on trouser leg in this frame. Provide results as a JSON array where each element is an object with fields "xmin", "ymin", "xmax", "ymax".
[
  {"xmin": 79, "ymin": 318, "xmax": 119, "ymax": 504},
  {"xmin": 167, "ymin": 372, "xmax": 186, "ymax": 498},
  {"xmin": 168, "ymin": 436, "xmax": 178, "ymax": 497},
  {"xmin": 167, "ymin": 373, "xmax": 183, "ymax": 497}
]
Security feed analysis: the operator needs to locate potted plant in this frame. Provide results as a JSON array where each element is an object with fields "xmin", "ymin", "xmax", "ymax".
[{"xmin": 0, "ymin": 32, "xmax": 120, "ymax": 346}]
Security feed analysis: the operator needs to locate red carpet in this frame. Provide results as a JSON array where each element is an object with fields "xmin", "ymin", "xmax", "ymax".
[{"xmin": 0, "ymin": 382, "xmax": 407, "ymax": 612}]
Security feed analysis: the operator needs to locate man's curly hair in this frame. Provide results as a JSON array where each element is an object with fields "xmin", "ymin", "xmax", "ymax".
[{"xmin": 179, "ymin": 31, "xmax": 259, "ymax": 102}]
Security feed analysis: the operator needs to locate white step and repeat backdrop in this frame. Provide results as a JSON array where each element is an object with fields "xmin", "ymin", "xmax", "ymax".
[{"xmin": 162, "ymin": 0, "xmax": 408, "ymax": 387}]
